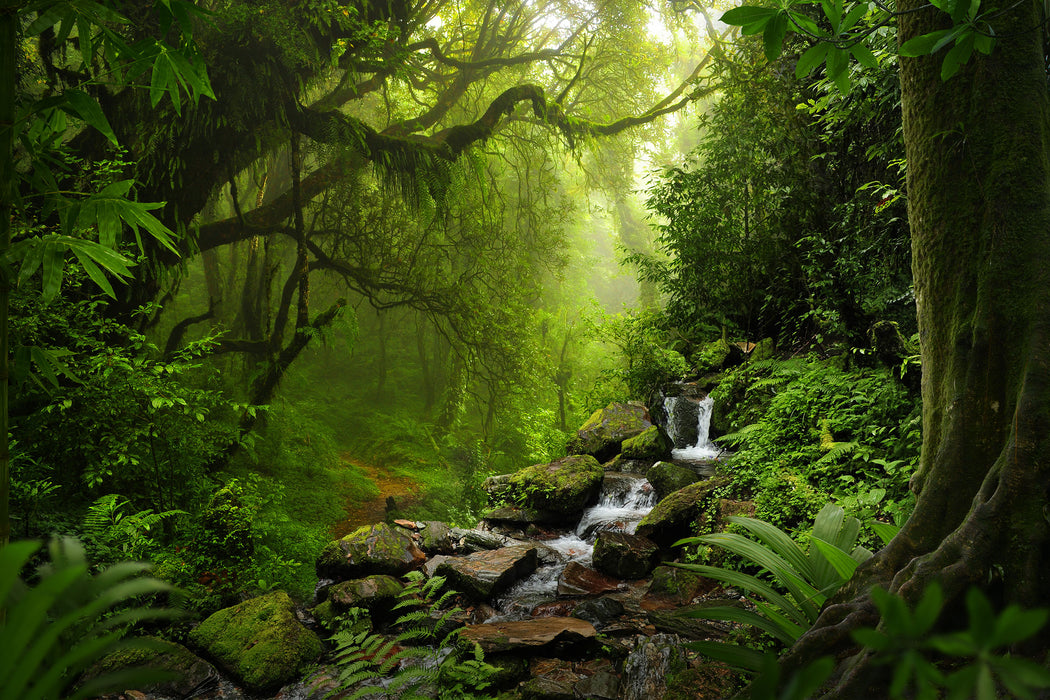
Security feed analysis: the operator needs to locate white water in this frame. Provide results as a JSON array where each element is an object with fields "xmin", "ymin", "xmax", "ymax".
[
  {"xmin": 490, "ymin": 474, "xmax": 655, "ymax": 620},
  {"xmin": 669, "ymin": 395, "xmax": 721, "ymax": 460}
]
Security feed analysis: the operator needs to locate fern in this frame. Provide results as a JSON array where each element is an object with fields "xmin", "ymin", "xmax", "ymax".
[
  {"xmin": 327, "ymin": 572, "xmax": 497, "ymax": 699},
  {"xmin": 82, "ymin": 494, "xmax": 187, "ymax": 564}
]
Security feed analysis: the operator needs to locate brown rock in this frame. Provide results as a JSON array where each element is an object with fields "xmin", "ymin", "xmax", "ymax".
[
  {"xmin": 557, "ymin": 561, "xmax": 622, "ymax": 596},
  {"xmin": 435, "ymin": 544, "xmax": 538, "ymax": 600},
  {"xmin": 458, "ymin": 617, "xmax": 597, "ymax": 654}
]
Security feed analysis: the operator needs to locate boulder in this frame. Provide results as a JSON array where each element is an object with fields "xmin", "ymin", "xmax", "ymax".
[
  {"xmin": 645, "ymin": 461, "xmax": 701, "ymax": 500},
  {"xmin": 557, "ymin": 561, "xmax": 622, "ymax": 596},
  {"xmin": 481, "ymin": 506, "xmax": 564, "ymax": 526},
  {"xmin": 575, "ymin": 670, "xmax": 620, "ymax": 700},
  {"xmin": 592, "ymin": 531, "xmax": 658, "ymax": 580},
  {"xmin": 571, "ymin": 596, "xmax": 625, "ymax": 627},
  {"xmin": 452, "ymin": 528, "xmax": 528, "ymax": 553},
  {"xmin": 458, "ymin": 617, "xmax": 597, "ymax": 655},
  {"xmin": 326, "ymin": 574, "xmax": 403, "ymax": 612},
  {"xmin": 83, "ymin": 637, "xmax": 221, "ymax": 699},
  {"xmin": 641, "ymin": 566, "xmax": 712, "ymax": 611},
  {"xmin": 435, "ymin": 544, "xmax": 538, "ymax": 600},
  {"xmin": 418, "ymin": 520, "xmax": 455, "ymax": 554},
  {"xmin": 188, "ymin": 591, "xmax": 322, "ymax": 693},
  {"xmin": 635, "ymin": 478, "xmax": 725, "ymax": 549},
  {"xmin": 317, "ymin": 522, "xmax": 426, "ymax": 579},
  {"xmin": 508, "ymin": 455, "xmax": 604, "ymax": 516},
  {"xmin": 567, "ymin": 402, "xmax": 653, "ymax": 462},
  {"xmin": 619, "ymin": 634, "xmax": 688, "ymax": 700},
  {"xmin": 620, "ymin": 426, "xmax": 673, "ymax": 462}
]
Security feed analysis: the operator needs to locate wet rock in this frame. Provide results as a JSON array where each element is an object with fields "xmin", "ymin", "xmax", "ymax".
[
  {"xmin": 557, "ymin": 561, "xmax": 622, "ymax": 596},
  {"xmin": 459, "ymin": 617, "xmax": 597, "ymax": 654},
  {"xmin": 453, "ymin": 527, "xmax": 527, "ymax": 552},
  {"xmin": 532, "ymin": 600, "xmax": 579, "ymax": 617},
  {"xmin": 641, "ymin": 566, "xmax": 712, "ymax": 610},
  {"xmin": 620, "ymin": 426, "xmax": 673, "ymax": 462},
  {"xmin": 568, "ymin": 402, "xmax": 653, "ymax": 462},
  {"xmin": 418, "ymin": 520, "xmax": 454, "ymax": 554},
  {"xmin": 435, "ymin": 544, "xmax": 539, "ymax": 600},
  {"xmin": 592, "ymin": 531, "xmax": 659, "ymax": 580},
  {"xmin": 574, "ymin": 670, "xmax": 620, "ymax": 699},
  {"xmin": 316, "ymin": 522, "xmax": 426, "ymax": 580},
  {"xmin": 508, "ymin": 455, "xmax": 604, "ymax": 517},
  {"xmin": 188, "ymin": 591, "xmax": 322, "ymax": 693},
  {"xmin": 645, "ymin": 462, "xmax": 701, "ymax": 501},
  {"xmin": 602, "ymin": 455, "xmax": 653, "ymax": 473},
  {"xmin": 619, "ymin": 634, "xmax": 687, "ymax": 700},
  {"xmin": 635, "ymin": 478, "xmax": 726, "ymax": 549},
  {"xmin": 571, "ymin": 596, "xmax": 625, "ymax": 627},
  {"xmin": 424, "ymin": 553, "xmax": 450, "ymax": 578},
  {"xmin": 325, "ymin": 574, "xmax": 403, "ymax": 611},
  {"xmin": 83, "ymin": 637, "xmax": 221, "ymax": 699}
]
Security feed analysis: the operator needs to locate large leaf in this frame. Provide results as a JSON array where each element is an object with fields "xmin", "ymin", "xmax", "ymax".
[
  {"xmin": 672, "ymin": 563, "xmax": 811, "ymax": 628},
  {"xmin": 63, "ymin": 90, "xmax": 118, "ymax": 146},
  {"xmin": 685, "ymin": 640, "xmax": 766, "ymax": 672},
  {"xmin": 810, "ymin": 536, "xmax": 861, "ymax": 581},
  {"xmin": 685, "ymin": 605, "xmax": 798, "ymax": 644}
]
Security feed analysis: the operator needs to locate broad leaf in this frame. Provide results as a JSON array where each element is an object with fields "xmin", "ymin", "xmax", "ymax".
[{"xmin": 64, "ymin": 90, "xmax": 118, "ymax": 145}]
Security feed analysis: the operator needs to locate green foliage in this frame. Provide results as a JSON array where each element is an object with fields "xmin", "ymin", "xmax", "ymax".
[
  {"xmin": 0, "ymin": 537, "xmax": 180, "ymax": 700},
  {"xmin": 81, "ymin": 494, "xmax": 186, "ymax": 566},
  {"xmin": 674, "ymin": 505, "xmax": 873, "ymax": 667},
  {"xmin": 588, "ymin": 308, "xmax": 690, "ymax": 404},
  {"xmin": 852, "ymin": 584, "xmax": 1050, "ymax": 699},
  {"xmin": 709, "ymin": 357, "xmax": 919, "ymax": 532},
  {"xmin": 329, "ymin": 572, "xmax": 498, "ymax": 699}
]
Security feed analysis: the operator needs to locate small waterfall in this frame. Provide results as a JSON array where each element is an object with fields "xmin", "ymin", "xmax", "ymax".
[
  {"xmin": 669, "ymin": 395, "xmax": 721, "ymax": 460},
  {"xmin": 490, "ymin": 474, "xmax": 655, "ymax": 620}
]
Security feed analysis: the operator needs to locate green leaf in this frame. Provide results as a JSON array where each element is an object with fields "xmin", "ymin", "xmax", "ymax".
[
  {"xmin": 70, "ymin": 249, "xmax": 117, "ymax": 297},
  {"xmin": 973, "ymin": 31, "xmax": 995, "ymax": 55},
  {"xmin": 966, "ymin": 586, "xmax": 995, "ymax": 644},
  {"xmin": 720, "ymin": 6, "xmax": 779, "ymax": 27},
  {"xmin": 41, "ymin": 239, "xmax": 65, "ymax": 302},
  {"xmin": 990, "ymin": 606, "xmax": 1048, "ymax": 646},
  {"xmin": 796, "ymin": 42, "xmax": 829, "ymax": 78},
  {"xmin": 688, "ymin": 605, "xmax": 799, "ymax": 644},
  {"xmin": 64, "ymin": 90, "xmax": 118, "ymax": 145},
  {"xmin": 850, "ymin": 43, "xmax": 879, "ymax": 69},
  {"xmin": 763, "ymin": 12, "xmax": 789, "ymax": 62},
  {"xmin": 810, "ymin": 536, "xmax": 860, "ymax": 581},
  {"xmin": 685, "ymin": 640, "xmax": 766, "ymax": 672},
  {"xmin": 821, "ymin": 0, "xmax": 842, "ymax": 29},
  {"xmin": 899, "ymin": 29, "xmax": 953, "ymax": 57},
  {"xmin": 851, "ymin": 627, "xmax": 890, "ymax": 651},
  {"xmin": 869, "ymin": 520, "xmax": 899, "ymax": 545},
  {"xmin": 150, "ymin": 53, "xmax": 175, "ymax": 111},
  {"xmin": 840, "ymin": 1, "xmax": 869, "ymax": 32},
  {"xmin": 941, "ymin": 32, "xmax": 974, "ymax": 80}
]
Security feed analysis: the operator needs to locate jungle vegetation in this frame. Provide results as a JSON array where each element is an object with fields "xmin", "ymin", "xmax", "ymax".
[{"xmin": 3, "ymin": 0, "xmax": 1050, "ymax": 696}]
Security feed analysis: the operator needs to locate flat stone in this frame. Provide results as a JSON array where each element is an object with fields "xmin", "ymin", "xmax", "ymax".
[
  {"xmin": 458, "ymin": 617, "xmax": 597, "ymax": 654},
  {"xmin": 435, "ymin": 544, "xmax": 538, "ymax": 600},
  {"xmin": 557, "ymin": 561, "xmax": 622, "ymax": 596}
]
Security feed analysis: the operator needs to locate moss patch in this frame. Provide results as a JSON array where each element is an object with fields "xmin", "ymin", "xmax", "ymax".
[
  {"xmin": 508, "ymin": 454, "xmax": 603, "ymax": 515},
  {"xmin": 621, "ymin": 426, "xmax": 673, "ymax": 461},
  {"xmin": 189, "ymin": 591, "xmax": 322, "ymax": 692}
]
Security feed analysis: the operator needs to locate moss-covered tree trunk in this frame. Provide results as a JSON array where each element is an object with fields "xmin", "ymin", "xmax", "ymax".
[{"xmin": 782, "ymin": 0, "xmax": 1050, "ymax": 693}]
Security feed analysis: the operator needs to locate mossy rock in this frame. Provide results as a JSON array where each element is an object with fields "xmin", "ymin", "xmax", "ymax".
[
  {"xmin": 621, "ymin": 426, "xmax": 673, "ymax": 461},
  {"xmin": 635, "ymin": 478, "xmax": 726, "ymax": 548},
  {"xmin": 188, "ymin": 591, "xmax": 322, "ymax": 693},
  {"xmin": 508, "ymin": 454, "xmax": 603, "ymax": 516},
  {"xmin": 645, "ymin": 461, "xmax": 701, "ymax": 500},
  {"xmin": 326, "ymin": 574, "xmax": 403, "ymax": 612},
  {"xmin": 567, "ymin": 402, "xmax": 653, "ymax": 462},
  {"xmin": 592, "ymin": 531, "xmax": 659, "ymax": 580},
  {"xmin": 751, "ymin": 337, "xmax": 776, "ymax": 362},
  {"xmin": 317, "ymin": 522, "xmax": 426, "ymax": 579},
  {"xmin": 80, "ymin": 637, "xmax": 220, "ymax": 698},
  {"xmin": 643, "ymin": 566, "xmax": 710, "ymax": 608}
]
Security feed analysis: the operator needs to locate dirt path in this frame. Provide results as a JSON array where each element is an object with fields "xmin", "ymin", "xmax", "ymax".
[{"xmin": 332, "ymin": 455, "xmax": 420, "ymax": 538}]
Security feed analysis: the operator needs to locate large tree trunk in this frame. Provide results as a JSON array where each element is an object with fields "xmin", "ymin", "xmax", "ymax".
[{"xmin": 783, "ymin": 0, "xmax": 1050, "ymax": 693}]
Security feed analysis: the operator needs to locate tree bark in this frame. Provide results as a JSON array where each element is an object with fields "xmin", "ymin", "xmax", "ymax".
[{"xmin": 783, "ymin": 0, "xmax": 1050, "ymax": 692}]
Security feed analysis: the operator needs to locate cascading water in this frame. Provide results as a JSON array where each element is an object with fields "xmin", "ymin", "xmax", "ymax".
[
  {"xmin": 490, "ymin": 474, "xmax": 656, "ymax": 620},
  {"xmin": 668, "ymin": 395, "xmax": 721, "ymax": 460}
]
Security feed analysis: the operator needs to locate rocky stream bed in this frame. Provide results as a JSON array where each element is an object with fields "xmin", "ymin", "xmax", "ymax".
[{"xmin": 98, "ymin": 387, "xmax": 752, "ymax": 700}]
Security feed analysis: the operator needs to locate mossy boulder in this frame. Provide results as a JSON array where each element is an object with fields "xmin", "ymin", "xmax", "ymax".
[
  {"xmin": 508, "ymin": 454, "xmax": 603, "ymax": 516},
  {"xmin": 81, "ymin": 637, "xmax": 220, "ymax": 698},
  {"xmin": 751, "ymin": 337, "xmax": 776, "ymax": 362},
  {"xmin": 188, "ymin": 591, "xmax": 322, "ymax": 693},
  {"xmin": 317, "ymin": 522, "xmax": 426, "ymax": 579},
  {"xmin": 645, "ymin": 461, "xmax": 701, "ymax": 500},
  {"xmin": 567, "ymin": 402, "xmax": 653, "ymax": 462},
  {"xmin": 635, "ymin": 478, "xmax": 726, "ymax": 548},
  {"xmin": 621, "ymin": 425, "xmax": 673, "ymax": 461},
  {"xmin": 592, "ymin": 531, "xmax": 659, "ymax": 580}
]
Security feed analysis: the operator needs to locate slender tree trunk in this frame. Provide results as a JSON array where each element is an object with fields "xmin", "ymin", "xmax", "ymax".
[
  {"xmin": 0, "ymin": 0, "xmax": 15, "ymax": 547},
  {"xmin": 784, "ymin": 0, "xmax": 1050, "ymax": 692}
]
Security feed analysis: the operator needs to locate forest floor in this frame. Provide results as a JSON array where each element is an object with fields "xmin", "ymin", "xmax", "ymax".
[{"xmin": 332, "ymin": 455, "xmax": 420, "ymax": 537}]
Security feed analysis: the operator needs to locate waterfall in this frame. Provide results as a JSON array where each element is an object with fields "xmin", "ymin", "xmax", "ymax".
[{"xmin": 669, "ymin": 395, "xmax": 721, "ymax": 460}]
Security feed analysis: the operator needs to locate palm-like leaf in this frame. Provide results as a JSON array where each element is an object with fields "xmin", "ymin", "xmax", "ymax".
[{"xmin": 0, "ymin": 538, "xmax": 180, "ymax": 700}]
